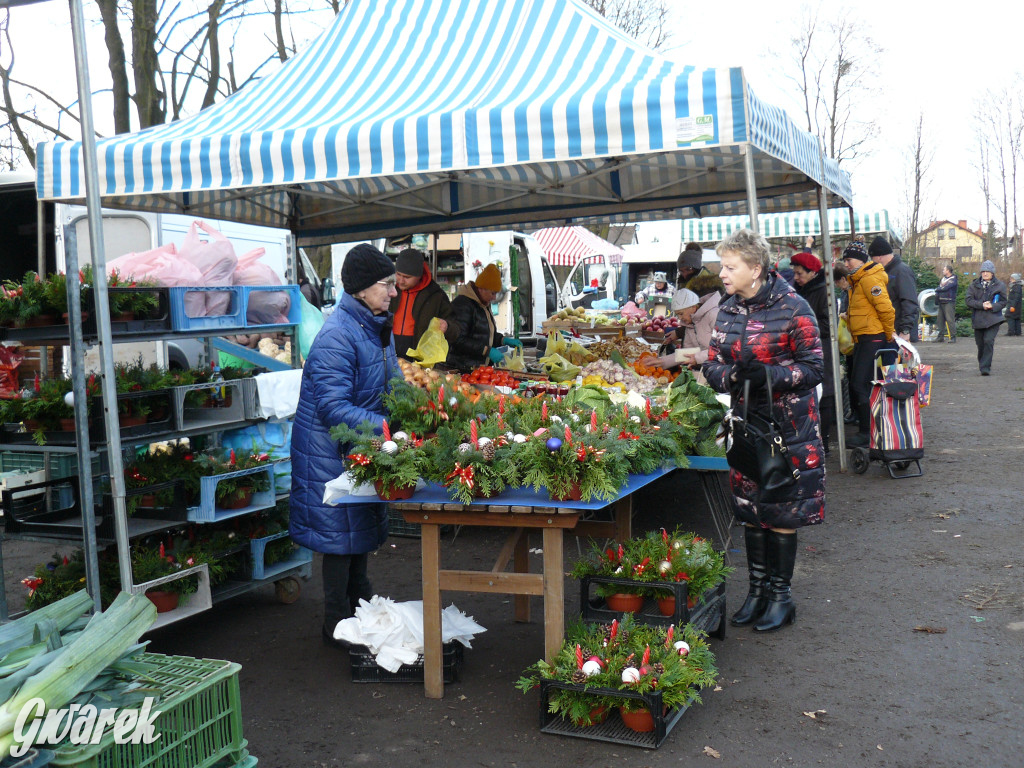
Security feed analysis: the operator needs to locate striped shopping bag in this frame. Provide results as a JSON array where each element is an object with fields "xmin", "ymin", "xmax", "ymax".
[{"xmin": 869, "ymin": 380, "xmax": 924, "ymax": 458}]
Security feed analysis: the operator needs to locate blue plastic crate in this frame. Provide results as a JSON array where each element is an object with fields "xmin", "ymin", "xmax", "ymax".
[
  {"xmin": 187, "ymin": 464, "xmax": 276, "ymax": 523},
  {"xmin": 274, "ymin": 458, "xmax": 291, "ymax": 495},
  {"xmin": 169, "ymin": 286, "xmax": 246, "ymax": 331},
  {"xmin": 250, "ymin": 530, "xmax": 312, "ymax": 580},
  {"xmin": 241, "ymin": 285, "xmax": 302, "ymax": 328}
]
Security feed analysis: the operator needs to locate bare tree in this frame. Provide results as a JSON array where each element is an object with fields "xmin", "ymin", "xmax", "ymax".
[
  {"xmin": 903, "ymin": 114, "xmax": 932, "ymax": 258},
  {"xmin": 783, "ymin": 4, "xmax": 881, "ymax": 165},
  {"xmin": 582, "ymin": 0, "xmax": 671, "ymax": 50}
]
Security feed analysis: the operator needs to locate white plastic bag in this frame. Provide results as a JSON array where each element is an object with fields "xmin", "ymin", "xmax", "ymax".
[{"xmin": 323, "ymin": 472, "xmax": 377, "ymax": 503}]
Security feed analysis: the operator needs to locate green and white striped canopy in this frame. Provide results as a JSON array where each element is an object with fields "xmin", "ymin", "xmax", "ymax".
[{"xmin": 682, "ymin": 209, "xmax": 900, "ymax": 245}]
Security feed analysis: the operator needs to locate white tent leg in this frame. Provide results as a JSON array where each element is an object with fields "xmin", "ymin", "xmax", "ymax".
[
  {"xmin": 743, "ymin": 144, "xmax": 759, "ymax": 230},
  {"xmin": 817, "ymin": 187, "xmax": 847, "ymax": 472}
]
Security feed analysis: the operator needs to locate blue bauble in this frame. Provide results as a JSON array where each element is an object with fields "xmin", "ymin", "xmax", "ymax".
[
  {"xmin": 477, "ymin": 413, "xmax": 487, "ymax": 422},
  {"xmin": 546, "ymin": 437, "xmax": 563, "ymax": 452}
]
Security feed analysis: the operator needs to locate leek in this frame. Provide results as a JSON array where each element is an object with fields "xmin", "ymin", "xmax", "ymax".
[
  {"xmin": 0, "ymin": 591, "xmax": 156, "ymax": 756},
  {"xmin": 0, "ymin": 591, "xmax": 92, "ymax": 658}
]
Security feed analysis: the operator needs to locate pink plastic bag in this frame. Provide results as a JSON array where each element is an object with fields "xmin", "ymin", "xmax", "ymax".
[
  {"xmin": 233, "ymin": 248, "xmax": 290, "ymax": 324},
  {"xmin": 107, "ymin": 244, "xmax": 207, "ymax": 317},
  {"xmin": 179, "ymin": 221, "xmax": 238, "ymax": 316}
]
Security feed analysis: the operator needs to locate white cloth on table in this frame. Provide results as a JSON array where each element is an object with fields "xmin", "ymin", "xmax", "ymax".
[
  {"xmin": 334, "ymin": 596, "xmax": 487, "ymax": 672},
  {"xmin": 255, "ymin": 370, "xmax": 303, "ymax": 419}
]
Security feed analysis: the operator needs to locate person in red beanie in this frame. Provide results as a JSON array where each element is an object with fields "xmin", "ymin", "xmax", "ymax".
[{"xmin": 791, "ymin": 252, "xmax": 838, "ymax": 451}]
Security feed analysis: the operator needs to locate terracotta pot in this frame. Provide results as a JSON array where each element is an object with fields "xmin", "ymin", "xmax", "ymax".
[
  {"xmin": 22, "ymin": 419, "xmax": 41, "ymax": 431},
  {"xmin": 119, "ymin": 413, "xmax": 147, "ymax": 428},
  {"xmin": 218, "ymin": 486, "xmax": 254, "ymax": 509},
  {"xmin": 27, "ymin": 314, "xmax": 57, "ymax": 327},
  {"xmin": 148, "ymin": 405, "xmax": 169, "ymax": 422},
  {"xmin": 62, "ymin": 311, "xmax": 90, "ymax": 325},
  {"xmin": 550, "ymin": 481, "xmax": 582, "ymax": 502},
  {"xmin": 571, "ymin": 705, "xmax": 610, "ymax": 727},
  {"xmin": 604, "ymin": 593, "xmax": 644, "ymax": 613},
  {"xmin": 373, "ymin": 480, "xmax": 415, "ymax": 501},
  {"xmin": 59, "ymin": 418, "xmax": 77, "ymax": 432},
  {"xmin": 138, "ymin": 494, "xmax": 157, "ymax": 507},
  {"xmin": 656, "ymin": 593, "xmax": 697, "ymax": 616},
  {"xmin": 145, "ymin": 589, "xmax": 180, "ymax": 613},
  {"xmin": 113, "ymin": 311, "xmax": 135, "ymax": 322},
  {"xmin": 618, "ymin": 706, "xmax": 655, "ymax": 733}
]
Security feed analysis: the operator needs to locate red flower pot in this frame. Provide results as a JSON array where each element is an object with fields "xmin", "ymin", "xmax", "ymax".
[
  {"xmin": 618, "ymin": 706, "xmax": 655, "ymax": 733},
  {"xmin": 59, "ymin": 418, "xmax": 77, "ymax": 432},
  {"xmin": 656, "ymin": 593, "xmax": 698, "ymax": 616},
  {"xmin": 27, "ymin": 314, "xmax": 57, "ymax": 327},
  {"xmin": 373, "ymin": 480, "xmax": 415, "ymax": 501},
  {"xmin": 119, "ymin": 413, "xmax": 146, "ymax": 428},
  {"xmin": 604, "ymin": 593, "xmax": 644, "ymax": 613},
  {"xmin": 218, "ymin": 486, "xmax": 254, "ymax": 509},
  {"xmin": 138, "ymin": 494, "xmax": 157, "ymax": 507},
  {"xmin": 145, "ymin": 589, "xmax": 180, "ymax": 613},
  {"xmin": 550, "ymin": 482, "xmax": 582, "ymax": 502},
  {"xmin": 571, "ymin": 705, "xmax": 610, "ymax": 727},
  {"xmin": 22, "ymin": 419, "xmax": 41, "ymax": 431}
]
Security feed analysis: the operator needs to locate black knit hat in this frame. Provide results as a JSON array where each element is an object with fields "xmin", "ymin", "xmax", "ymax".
[
  {"xmin": 867, "ymin": 236, "xmax": 893, "ymax": 257},
  {"xmin": 842, "ymin": 241, "xmax": 869, "ymax": 263},
  {"xmin": 395, "ymin": 248, "xmax": 426, "ymax": 277},
  {"xmin": 342, "ymin": 244, "xmax": 395, "ymax": 295}
]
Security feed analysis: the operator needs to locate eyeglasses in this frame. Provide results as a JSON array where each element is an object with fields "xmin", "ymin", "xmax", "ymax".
[{"xmin": 376, "ymin": 278, "xmax": 397, "ymax": 287}]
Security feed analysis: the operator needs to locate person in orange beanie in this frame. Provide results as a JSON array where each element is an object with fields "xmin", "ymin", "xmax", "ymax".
[{"xmin": 446, "ymin": 263, "xmax": 522, "ymax": 370}]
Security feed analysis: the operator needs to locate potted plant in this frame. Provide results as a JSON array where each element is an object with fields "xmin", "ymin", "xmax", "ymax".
[
  {"xmin": 4, "ymin": 273, "xmax": 48, "ymax": 326},
  {"xmin": 516, "ymin": 616, "xmax": 718, "ymax": 733},
  {"xmin": 515, "ymin": 419, "xmax": 627, "ymax": 502},
  {"xmin": 194, "ymin": 449, "xmax": 274, "ymax": 509},
  {"xmin": 22, "ymin": 550, "xmax": 119, "ymax": 612},
  {"xmin": 382, "ymin": 378, "xmax": 479, "ymax": 437},
  {"xmin": 18, "ymin": 376, "xmax": 74, "ymax": 443},
  {"xmin": 108, "ymin": 269, "xmax": 160, "ymax": 320},
  {"xmin": 331, "ymin": 420, "xmax": 424, "ymax": 500},
  {"xmin": 420, "ymin": 420, "xmax": 519, "ymax": 503},
  {"xmin": 131, "ymin": 543, "xmax": 200, "ymax": 612},
  {"xmin": 571, "ymin": 527, "xmax": 732, "ymax": 616}
]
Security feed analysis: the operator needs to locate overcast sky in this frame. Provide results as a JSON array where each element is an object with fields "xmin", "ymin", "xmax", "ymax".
[{"xmin": 8, "ymin": 0, "xmax": 1022, "ymax": 239}]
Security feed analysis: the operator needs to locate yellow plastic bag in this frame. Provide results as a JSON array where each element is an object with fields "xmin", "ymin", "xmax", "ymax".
[
  {"xmin": 538, "ymin": 353, "xmax": 581, "ymax": 382},
  {"xmin": 837, "ymin": 317, "xmax": 854, "ymax": 356},
  {"xmin": 545, "ymin": 330, "xmax": 567, "ymax": 358},
  {"xmin": 406, "ymin": 317, "xmax": 449, "ymax": 367},
  {"xmin": 503, "ymin": 345, "xmax": 526, "ymax": 371}
]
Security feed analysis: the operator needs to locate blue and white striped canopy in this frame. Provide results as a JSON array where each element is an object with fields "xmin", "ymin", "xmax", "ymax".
[{"xmin": 37, "ymin": 0, "xmax": 853, "ymax": 244}]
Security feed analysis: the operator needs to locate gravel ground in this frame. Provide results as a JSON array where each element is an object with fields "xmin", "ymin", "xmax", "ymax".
[{"xmin": 2, "ymin": 334, "xmax": 1022, "ymax": 767}]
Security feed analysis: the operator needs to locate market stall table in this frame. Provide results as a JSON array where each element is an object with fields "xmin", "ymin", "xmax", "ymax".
[{"xmin": 386, "ymin": 463, "xmax": 735, "ymax": 699}]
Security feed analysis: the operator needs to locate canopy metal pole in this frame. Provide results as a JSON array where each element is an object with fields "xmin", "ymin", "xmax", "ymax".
[
  {"xmin": 68, "ymin": 0, "xmax": 133, "ymax": 593},
  {"xmin": 743, "ymin": 144, "xmax": 759, "ymax": 230},
  {"xmin": 817, "ymin": 185, "xmax": 846, "ymax": 471}
]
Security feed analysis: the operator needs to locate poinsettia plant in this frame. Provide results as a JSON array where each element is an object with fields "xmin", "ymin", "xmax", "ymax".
[
  {"xmin": 331, "ymin": 420, "xmax": 425, "ymax": 496},
  {"xmin": 515, "ymin": 615, "xmax": 718, "ymax": 720},
  {"xmin": 571, "ymin": 526, "xmax": 732, "ymax": 601}
]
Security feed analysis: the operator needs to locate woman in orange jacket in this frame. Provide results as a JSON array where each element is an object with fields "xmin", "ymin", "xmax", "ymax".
[{"xmin": 841, "ymin": 241, "xmax": 895, "ymax": 447}]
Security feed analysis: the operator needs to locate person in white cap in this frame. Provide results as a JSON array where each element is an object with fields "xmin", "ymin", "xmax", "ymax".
[{"xmin": 634, "ymin": 271, "xmax": 674, "ymax": 308}]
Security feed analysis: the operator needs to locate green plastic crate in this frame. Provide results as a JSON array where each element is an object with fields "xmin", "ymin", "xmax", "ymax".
[
  {"xmin": 48, "ymin": 653, "xmax": 246, "ymax": 768},
  {"xmin": 0, "ymin": 451, "xmax": 105, "ymax": 479}
]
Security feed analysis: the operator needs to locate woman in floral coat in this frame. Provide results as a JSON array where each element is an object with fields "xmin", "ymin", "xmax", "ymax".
[{"xmin": 703, "ymin": 229, "xmax": 824, "ymax": 633}]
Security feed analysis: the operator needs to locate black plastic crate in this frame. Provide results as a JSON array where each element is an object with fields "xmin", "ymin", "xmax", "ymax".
[
  {"xmin": 1, "ymin": 476, "xmax": 115, "ymax": 539},
  {"xmin": 579, "ymin": 576, "xmax": 727, "ymax": 638},
  {"xmin": 387, "ymin": 508, "xmax": 452, "ymax": 538},
  {"xmin": 538, "ymin": 679, "xmax": 690, "ymax": 748},
  {"xmin": 89, "ymin": 388, "xmax": 178, "ymax": 444},
  {"xmin": 102, "ymin": 478, "xmax": 190, "ymax": 522},
  {"xmin": 349, "ymin": 642, "xmax": 463, "ymax": 683},
  {"xmin": 94, "ymin": 286, "xmax": 173, "ymax": 335}
]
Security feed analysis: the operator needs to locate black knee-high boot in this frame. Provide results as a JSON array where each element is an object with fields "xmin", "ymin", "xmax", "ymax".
[
  {"xmin": 754, "ymin": 530, "xmax": 797, "ymax": 632},
  {"xmin": 730, "ymin": 526, "xmax": 769, "ymax": 626}
]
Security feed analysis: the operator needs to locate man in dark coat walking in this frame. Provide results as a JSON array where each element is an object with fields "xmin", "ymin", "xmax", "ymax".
[
  {"xmin": 869, "ymin": 237, "xmax": 919, "ymax": 342},
  {"xmin": 390, "ymin": 248, "xmax": 459, "ymax": 359}
]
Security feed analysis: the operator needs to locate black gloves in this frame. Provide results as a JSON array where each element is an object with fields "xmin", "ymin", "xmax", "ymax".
[{"xmin": 731, "ymin": 359, "xmax": 768, "ymax": 389}]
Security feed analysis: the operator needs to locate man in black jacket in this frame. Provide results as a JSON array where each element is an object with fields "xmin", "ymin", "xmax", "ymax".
[{"xmin": 869, "ymin": 237, "xmax": 919, "ymax": 342}]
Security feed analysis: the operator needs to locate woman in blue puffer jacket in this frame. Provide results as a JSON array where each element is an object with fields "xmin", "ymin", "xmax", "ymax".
[{"xmin": 289, "ymin": 243, "xmax": 399, "ymax": 646}]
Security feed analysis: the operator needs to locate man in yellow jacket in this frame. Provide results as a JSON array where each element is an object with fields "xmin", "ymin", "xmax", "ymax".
[{"xmin": 841, "ymin": 241, "xmax": 895, "ymax": 447}]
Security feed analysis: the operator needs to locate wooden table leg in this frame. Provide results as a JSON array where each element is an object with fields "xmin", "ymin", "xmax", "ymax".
[
  {"xmin": 542, "ymin": 526, "xmax": 564, "ymax": 663},
  {"xmin": 421, "ymin": 522, "xmax": 443, "ymax": 699},
  {"xmin": 513, "ymin": 527, "xmax": 531, "ymax": 623},
  {"xmin": 613, "ymin": 494, "xmax": 632, "ymax": 541}
]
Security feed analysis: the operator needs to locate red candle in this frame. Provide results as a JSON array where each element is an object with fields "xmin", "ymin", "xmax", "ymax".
[
  {"xmin": 470, "ymin": 419, "xmax": 478, "ymax": 447},
  {"xmin": 382, "ymin": 419, "xmax": 391, "ymax": 441},
  {"xmin": 590, "ymin": 410, "xmax": 598, "ymax": 432},
  {"xmin": 541, "ymin": 401, "xmax": 548, "ymax": 422}
]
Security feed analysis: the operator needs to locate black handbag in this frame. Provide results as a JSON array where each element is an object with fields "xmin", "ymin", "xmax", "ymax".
[{"xmin": 725, "ymin": 377, "xmax": 800, "ymax": 495}]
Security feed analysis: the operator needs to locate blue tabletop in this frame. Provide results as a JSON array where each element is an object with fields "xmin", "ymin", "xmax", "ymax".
[{"xmin": 328, "ymin": 456, "xmax": 728, "ymax": 509}]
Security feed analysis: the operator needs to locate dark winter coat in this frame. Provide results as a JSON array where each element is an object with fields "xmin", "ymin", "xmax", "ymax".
[
  {"xmin": 446, "ymin": 283, "xmax": 503, "ymax": 371},
  {"xmin": 703, "ymin": 273, "xmax": 825, "ymax": 530},
  {"xmin": 289, "ymin": 291, "xmax": 399, "ymax": 555},
  {"xmin": 1007, "ymin": 280, "xmax": 1022, "ymax": 318},
  {"xmin": 965, "ymin": 276, "xmax": 1008, "ymax": 330},
  {"xmin": 795, "ymin": 270, "xmax": 832, "ymax": 340},
  {"xmin": 935, "ymin": 273, "xmax": 958, "ymax": 303},
  {"xmin": 881, "ymin": 255, "xmax": 920, "ymax": 340},
  {"xmin": 389, "ymin": 268, "xmax": 458, "ymax": 359}
]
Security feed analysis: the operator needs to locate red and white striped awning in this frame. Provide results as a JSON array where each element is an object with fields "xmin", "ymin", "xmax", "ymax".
[{"xmin": 531, "ymin": 226, "xmax": 626, "ymax": 267}]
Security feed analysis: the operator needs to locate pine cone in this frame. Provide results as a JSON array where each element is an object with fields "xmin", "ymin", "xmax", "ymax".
[
  {"xmin": 570, "ymin": 670, "xmax": 587, "ymax": 684},
  {"xmin": 482, "ymin": 442, "xmax": 496, "ymax": 461},
  {"xmin": 652, "ymin": 662, "xmax": 665, "ymax": 674},
  {"xmin": 580, "ymin": 647, "xmax": 594, "ymax": 660},
  {"xmin": 369, "ymin": 438, "xmax": 383, "ymax": 451}
]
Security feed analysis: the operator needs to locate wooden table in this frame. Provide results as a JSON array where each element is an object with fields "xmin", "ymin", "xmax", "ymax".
[{"xmin": 390, "ymin": 468, "xmax": 676, "ymax": 698}]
